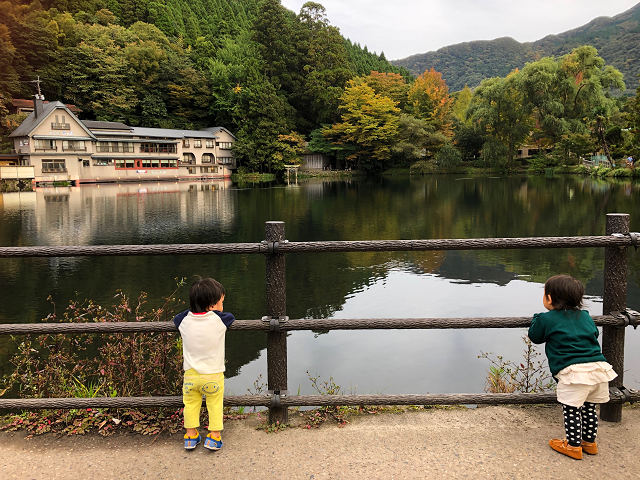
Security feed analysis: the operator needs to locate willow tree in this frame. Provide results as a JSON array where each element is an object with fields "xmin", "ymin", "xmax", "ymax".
[
  {"xmin": 468, "ymin": 72, "xmax": 532, "ymax": 170},
  {"xmin": 519, "ymin": 46, "xmax": 624, "ymax": 160}
]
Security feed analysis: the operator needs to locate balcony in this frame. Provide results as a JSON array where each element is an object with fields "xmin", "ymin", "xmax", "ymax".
[
  {"xmin": 51, "ymin": 123, "xmax": 70, "ymax": 130},
  {"xmin": 41, "ymin": 167, "xmax": 68, "ymax": 173},
  {"xmin": 63, "ymin": 147, "xmax": 87, "ymax": 152},
  {"xmin": 180, "ymin": 159, "xmax": 196, "ymax": 165},
  {"xmin": 35, "ymin": 146, "xmax": 58, "ymax": 152},
  {"xmin": 96, "ymin": 146, "xmax": 134, "ymax": 153}
]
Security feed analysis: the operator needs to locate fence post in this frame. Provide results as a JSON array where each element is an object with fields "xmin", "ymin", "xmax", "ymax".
[
  {"xmin": 600, "ymin": 213, "xmax": 629, "ymax": 423},
  {"xmin": 265, "ymin": 221, "xmax": 288, "ymax": 424}
]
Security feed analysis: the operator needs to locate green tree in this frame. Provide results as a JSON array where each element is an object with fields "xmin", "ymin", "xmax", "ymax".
[
  {"xmin": 294, "ymin": 2, "xmax": 351, "ymax": 130},
  {"xmin": 468, "ymin": 73, "xmax": 533, "ymax": 170},
  {"xmin": 519, "ymin": 46, "xmax": 625, "ymax": 147},
  {"xmin": 436, "ymin": 142, "xmax": 462, "ymax": 172},
  {"xmin": 391, "ymin": 113, "xmax": 446, "ymax": 162}
]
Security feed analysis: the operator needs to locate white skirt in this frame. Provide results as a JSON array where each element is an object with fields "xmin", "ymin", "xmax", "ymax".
[
  {"xmin": 556, "ymin": 361, "xmax": 618, "ymax": 385},
  {"xmin": 556, "ymin": 362, "xmax": 618, "ymax": 407}
]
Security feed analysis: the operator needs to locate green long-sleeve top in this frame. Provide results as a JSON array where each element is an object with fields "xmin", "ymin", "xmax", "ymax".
[{"xmin": 528, "ymin": 309, "xmax": 606, "ymax": 375}]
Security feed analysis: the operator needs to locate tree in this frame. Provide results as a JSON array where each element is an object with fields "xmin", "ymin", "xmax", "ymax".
[
  {"xmin": 361, "ymin": 71, "xmax": 409, "ymax": 110},
  {"xmin": 468, "ymin": 73, "xmax": 533, "ymax": 170},
  {"xmin": 272, "ymin": 132, "xmax": 306, "ymax": 168},
  {"xmin": 325, "ymin": 80, "xmax": 400, "ymax": 171},
  {"xmin": 294, "ymin": 2, "xmax": 352, "ymax": 130},
  {"xmin": 232, "ymin": 66, "xmax": 295, "ymax": 173},
  {"xmin": 452, "ymin": 85, "xmax": 472, "ymax": 125},
  {"xmin": 436, "ymin": 142, "xmax": 462, "ymax": 172},
  {"xmin": 391, "ymin": 113, "xmax": 446, "ymax": 161},
  {"xmin": 519, "ymin": 46, "xmax": 625, "ymax": 147},
  {"xmin": 58, "ymin": 23, "xmax": 138, "ymax": 120},
  {"xmin": 406, "ymin": 68, "xmax": 454, "ymax": 137}
]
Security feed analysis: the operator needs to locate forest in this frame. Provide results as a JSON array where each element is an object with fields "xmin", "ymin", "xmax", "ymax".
[{"xmin": 2, "ymin": 0, "xmax": 640, "ymax": 174}]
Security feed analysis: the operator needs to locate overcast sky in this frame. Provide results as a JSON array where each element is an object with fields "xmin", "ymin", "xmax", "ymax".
[{"xmin": 280, "ymin": 0, "xmax": 640, "ymax": 60}]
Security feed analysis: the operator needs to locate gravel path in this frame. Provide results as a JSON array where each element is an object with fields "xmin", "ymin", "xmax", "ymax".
[{"xmin": 1, "ymin": 405, "xmax": 638, "ymax": 479}]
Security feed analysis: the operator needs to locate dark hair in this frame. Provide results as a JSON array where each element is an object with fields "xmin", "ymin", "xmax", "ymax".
[
  {"xmin": 189, "ymin": 277, "xmax": 225, "ymax": 313},
  {"xmin": 544, "ymin": 275, "xmax": 584, "ymax": 311}
]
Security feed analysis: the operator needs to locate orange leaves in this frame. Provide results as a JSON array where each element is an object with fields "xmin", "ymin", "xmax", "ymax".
[{"xmin": 407, "ymin": 68, "xmax": 454, "ymax": 136}]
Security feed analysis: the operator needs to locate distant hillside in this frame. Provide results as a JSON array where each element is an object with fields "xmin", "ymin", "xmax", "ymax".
[{"xmin": 392, "ymin": 2, "xmax": 640, "ymax": 92}]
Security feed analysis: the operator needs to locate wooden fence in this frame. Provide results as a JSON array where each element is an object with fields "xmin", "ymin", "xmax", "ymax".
[{"xmin": 1, "ymin": 214, "xmax": 639, "ymax": 424}]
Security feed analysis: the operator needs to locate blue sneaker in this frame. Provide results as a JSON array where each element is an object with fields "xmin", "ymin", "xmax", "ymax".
[
  {"xmin": 204, "ymin": 434, "xmax": 223, "ymax": 451},
  {"xmin": 184, "ymin": 433, "xmax": 201, "ymax": 450}
]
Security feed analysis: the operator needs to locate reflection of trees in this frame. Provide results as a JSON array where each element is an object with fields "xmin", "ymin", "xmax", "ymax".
[{"xmin": 2, "ymin": 177, "xmax": 640, "ymax": 380}]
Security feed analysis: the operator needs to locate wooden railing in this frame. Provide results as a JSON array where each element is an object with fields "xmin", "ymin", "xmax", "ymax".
[{"xmin": 0, "ymin": 214, "xmax": 638, "ymax": 424}]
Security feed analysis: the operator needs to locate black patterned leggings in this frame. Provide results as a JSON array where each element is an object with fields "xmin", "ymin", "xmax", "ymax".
[{"xmin": 562, "ymin": 402, "xmax": 598, "ymax": 447}]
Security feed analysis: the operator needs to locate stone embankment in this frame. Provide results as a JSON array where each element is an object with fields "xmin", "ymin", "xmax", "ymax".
[{"xmin": 1, "ymin": 405, "xmax": 638, "ymax": 479}]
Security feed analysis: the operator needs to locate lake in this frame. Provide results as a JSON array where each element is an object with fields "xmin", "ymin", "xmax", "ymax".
[{"xmin": 1, "ymin": 175, "xmax": 639, "ymax": 397}]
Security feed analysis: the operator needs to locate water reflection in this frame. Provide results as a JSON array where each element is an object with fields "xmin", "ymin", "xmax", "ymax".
[{"xmin": 1, "ymin": 176, "xmax": 640, "ymax": 394}]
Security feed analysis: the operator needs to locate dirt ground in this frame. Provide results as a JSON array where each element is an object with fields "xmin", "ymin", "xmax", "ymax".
[{"xmin": 1, "ymin": 405, "xmax": 639, "ymax": 479}]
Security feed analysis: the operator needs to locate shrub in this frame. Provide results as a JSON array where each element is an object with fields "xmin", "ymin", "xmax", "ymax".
[
  {"xmin": 1, "ymin": 285, "xmax": 186, "ymax": 401},
  {"xmin": 472, "ymin": 159, "xmax": 487, "ymax": 168},
  {"xmin": 572, "ymin": 165, "xmax": 589, "ymax": 175},
  {"xmin": 527, "ymin": 156, "xmax": 549, "ymax": 175},
  {"xmin": 608, "ymin": 168, "xmax": 632, "ymax": 178},
  {"xmin": 435, "ymin": 143, "xmax": 462, "ymax": 172}
]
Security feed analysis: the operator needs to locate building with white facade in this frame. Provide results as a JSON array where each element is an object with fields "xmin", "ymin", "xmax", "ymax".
[{"xmin": 9, "ymin": 97, "xmax": 237, "ymax": 185}]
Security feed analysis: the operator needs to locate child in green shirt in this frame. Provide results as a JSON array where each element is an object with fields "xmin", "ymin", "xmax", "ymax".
[{"xmin": 528, "ymin": 275, "xmax": 617, "ymax": 460}]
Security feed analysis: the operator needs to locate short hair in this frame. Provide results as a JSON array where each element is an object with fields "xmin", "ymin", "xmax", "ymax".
[
  {"xmin": 189, "ymin": 277, "xmax": 225, "ymax": 313},
  {"xmin": 544, "ymin": 275, "xmax": 584, "ymax": 311}
]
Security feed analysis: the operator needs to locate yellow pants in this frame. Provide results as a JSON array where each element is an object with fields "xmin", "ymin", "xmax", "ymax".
[{"xmin": 182, "ymin": 369, "xmax": 224, "ymax": 431}]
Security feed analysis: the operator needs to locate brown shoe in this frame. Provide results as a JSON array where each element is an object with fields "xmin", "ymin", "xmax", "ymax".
[
  {"xmin": 549, "ymin": 439, "xmax": 583, "ymax": 459},
  {"xmin": 581, "ymin": 440, "xmax": 598, "ymax": 455}
]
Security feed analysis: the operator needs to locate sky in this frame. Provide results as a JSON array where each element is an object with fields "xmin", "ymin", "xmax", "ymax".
[{"xmin": 280, "ymin": 0, "xmax": 640, "ymax": 60}]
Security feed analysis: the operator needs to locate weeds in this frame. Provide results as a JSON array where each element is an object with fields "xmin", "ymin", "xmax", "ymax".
[
  {"xmin": 0, "ymin": 281, "xmax": 190, "ymax": 437},
  {"xmin": 255, "ymin": 411, "xmax": 290, "ymax": 433},
  {"xmin": 301, "ymin": 371, "xmax": 350, "ymax": 428},
  {"xmin": 479, "ymin": 335, "xmax": 555, "ymax": 393}
]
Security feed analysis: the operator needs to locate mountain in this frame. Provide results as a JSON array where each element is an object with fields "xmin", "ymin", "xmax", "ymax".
[{"xmin": 391, "ymin": 3, "xmax": 640, "ymax": 92}]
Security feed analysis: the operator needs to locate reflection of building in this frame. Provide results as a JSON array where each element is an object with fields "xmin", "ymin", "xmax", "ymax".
[
  {"xmin": 10, "ymin": 97, "xmax": 237, "ymax": 186},
  {"xmin": 0, "ymin": 180, "xmax": 236, "ymax": 248}
]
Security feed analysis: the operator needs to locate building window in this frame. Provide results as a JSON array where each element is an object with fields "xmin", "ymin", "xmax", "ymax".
[
  {"xmin": 51, "ymin": 115, "xmax": 70, "ymax": 130},
  {"xmin": 62, "ymin": 140, "xmax": 86, "ymax": 151},
  {"xmin": 200, "ymin": 166, "xmax": 218, "ymax": 173},
  {"xmin": 181, "ymin": 153, "xmax": 196, "ymax": 165},
  {"xmin": 201, "ymin": 153, "xmax": 214, "ymax": 164},
  {"xmin": 182, "ymin": 139, "xmax": 190, "ymax": 148},
  {"xmin": 35, "ymin": 139, "xmax": 57, "ymax": 151},
  {"xmin": 188, "ymin": 167, "xmax": 197, "ymax": 174},
  {"xmin": 218, "ymin": 142, "xmax": 233, "ymax": 150},
  {"xmin": 94, "ymin": 159, "xmax": 111, "ymax": 166},
  {"xmin": 82, "ymin": 160, "xmax": 90, "ymax": 167},
  {"xmin": 206, "ymin": 139, "xmax": 214, "ymax": 148},
  {"xmin": 97, "ymin": 142, "xmax": 134, "ymax": 153},
  {"xmin": 141, "ymin": 143, "xmax": 177, "ymax": 153},
  {"xmin": 218, "ymin": 156, "xmax": 234, "ymax": 165},
  {"xmin": 193, "ymin": 139, "xmax": 202, "ymax": 148},
  {"xmin": 42, "ymin": 160, "xmax": 67, "ymax": 173},
  {"xmin": 115, "ymin": 159, "xmax": 135, "ymax": 169}
]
